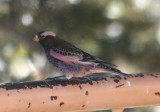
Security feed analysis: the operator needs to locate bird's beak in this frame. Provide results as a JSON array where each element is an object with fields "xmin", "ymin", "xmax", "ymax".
[{"xmin": 33, "ymin": 35, "xmax": 39, "ymax": 42}]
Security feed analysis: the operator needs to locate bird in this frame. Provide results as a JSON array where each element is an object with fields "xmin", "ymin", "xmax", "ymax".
[{"xmin": 33, "ymin": 31, "xmax": 128, "ymax": 79}]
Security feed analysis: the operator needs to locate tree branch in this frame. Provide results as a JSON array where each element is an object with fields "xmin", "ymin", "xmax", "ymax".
[{"xmin": 0, "ymin": 73, "xmax": 160, "ymax": 112}]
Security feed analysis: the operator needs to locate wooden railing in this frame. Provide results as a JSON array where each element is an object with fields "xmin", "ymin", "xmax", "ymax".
[{"xmin": 0, "ymin": 73, "xmax": 160, "ymax": 112}]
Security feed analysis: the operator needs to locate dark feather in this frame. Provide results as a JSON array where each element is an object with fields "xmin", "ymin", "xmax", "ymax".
[
  {"xmin": 54, "ymin": 37, "xmax": 117, "ymax": 68},
  {"xmin": 81, "ymin": 51, "xmax": 117, "ymax": 67}
]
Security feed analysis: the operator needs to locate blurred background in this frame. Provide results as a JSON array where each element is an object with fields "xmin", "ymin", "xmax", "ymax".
[{"xmin": 0, "ymin": 0, "xmax": 160, "ymax": 111}]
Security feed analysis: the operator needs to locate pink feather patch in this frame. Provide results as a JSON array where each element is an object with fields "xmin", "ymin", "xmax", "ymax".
[{"xmin": 50, "ymin": 49, "xmax": 82, "ymax": 62}]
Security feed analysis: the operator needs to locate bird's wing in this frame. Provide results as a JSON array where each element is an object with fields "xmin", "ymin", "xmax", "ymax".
[
  {"xmin": 49, "ymin": 48, "xmax": 83, "ymax": 62},
  {"xmin": 80, "ymin": 51, "xmax": 117, "ymax": 67},
  {"xmin": 50, "ymin": 38, "xmax": 116, "ymax": 67},
  {"xmin": 49, "ymin": 39, "xmax": 84, "ymax": 62}
]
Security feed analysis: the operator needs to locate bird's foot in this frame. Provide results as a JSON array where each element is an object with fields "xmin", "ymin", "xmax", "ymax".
[
  {"xmin": 45, "ymin": 75, "xmax": 66, "ymax": 80},
  {"xmin": 66, "ymin": 74, "xmax": 74, "ymax": 80}
]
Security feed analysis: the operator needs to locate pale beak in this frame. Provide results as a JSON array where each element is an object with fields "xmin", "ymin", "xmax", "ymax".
[{"xmin": 33, "ymin": 35, "xmax": 39, "ymax": 42}]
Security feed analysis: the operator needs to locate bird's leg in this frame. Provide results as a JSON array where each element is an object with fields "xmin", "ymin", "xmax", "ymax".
[
  {"xmin": 65, "ymin": 73, "xmax": 74, "ymax": 80},
  {"xmin": 45, "ymin": 75, "xmax": 66, "ymax": 80}
]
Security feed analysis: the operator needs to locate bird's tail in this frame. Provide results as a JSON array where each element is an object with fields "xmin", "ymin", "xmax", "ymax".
[
  {"xmin": 117, "ymin": 72, "xmax": 132, "ymax": 77},
  {"xmin": 97, "ymin": 63, "xmax": 132, "ymax": 77},
  {"xmin": 103, "ymin": 66, "xmax": 131, "ymax": 77}
]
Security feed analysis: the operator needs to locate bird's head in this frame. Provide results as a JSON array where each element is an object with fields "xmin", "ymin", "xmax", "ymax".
[{"xmin": 33, "ymin": 31, "xmax": 57, "ymax": 47}]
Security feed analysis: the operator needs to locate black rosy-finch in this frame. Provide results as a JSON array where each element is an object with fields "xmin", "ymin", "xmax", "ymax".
[{"xmin": 33, "ymin": 31, "xmax": 128, "ymax": 79}]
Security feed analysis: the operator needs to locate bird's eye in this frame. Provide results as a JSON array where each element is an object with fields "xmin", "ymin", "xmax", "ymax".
[{"xmin": 41, "ymin": 35, "xmax": 45, "ymax": 38}]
